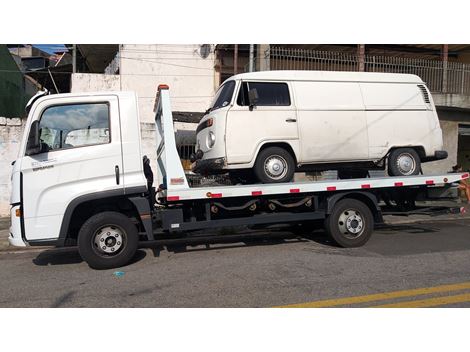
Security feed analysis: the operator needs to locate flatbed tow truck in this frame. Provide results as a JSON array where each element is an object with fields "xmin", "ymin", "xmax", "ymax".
[{"xmin": 9, "ymin": 85, "xmax": 469, "ymax": 269}]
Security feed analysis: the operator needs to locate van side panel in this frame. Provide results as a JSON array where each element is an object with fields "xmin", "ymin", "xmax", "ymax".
[
  {"xmin": 294, "ymin": 81, "xmax": 369, "ymax": 162},
  {"xmin": 360, "ymin": 83, "xmax": 435, "ymax": 158}
]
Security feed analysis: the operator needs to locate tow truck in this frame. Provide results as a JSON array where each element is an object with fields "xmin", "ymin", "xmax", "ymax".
[{"xmin": 9, "ymin": 85, "xmax": 469, "ymax": 269}]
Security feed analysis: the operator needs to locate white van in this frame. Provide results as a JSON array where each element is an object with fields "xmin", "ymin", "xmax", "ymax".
[{"xmin": 192, "ymin": 70, "xmax": 447, "ymax": 183}]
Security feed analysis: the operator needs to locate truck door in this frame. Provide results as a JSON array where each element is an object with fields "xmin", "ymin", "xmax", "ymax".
[{"xmin": 20, "ymin": 95, "xmax": 124, "ymax": 242}]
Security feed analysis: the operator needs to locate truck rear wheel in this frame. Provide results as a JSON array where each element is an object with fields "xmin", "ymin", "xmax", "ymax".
[
  {"xmin": 325, "ymin": 198, "xmax": 374, "ymax": 248},
  {"xmin": 78, "ymin": 211, "xmax": 138, "ymax": 270}
]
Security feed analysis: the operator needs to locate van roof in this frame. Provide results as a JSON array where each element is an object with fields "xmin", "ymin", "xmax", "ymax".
[{"xmin": 228, "ymin": 70, "xmax": 425, "ymax": 84}]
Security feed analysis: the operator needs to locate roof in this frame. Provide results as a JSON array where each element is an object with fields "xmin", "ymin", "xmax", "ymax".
[{"xmin": 228, "ymin": 70, "xmax": 424, "ymax": 84}]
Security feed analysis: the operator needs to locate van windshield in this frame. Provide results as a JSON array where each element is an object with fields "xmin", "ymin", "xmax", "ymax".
[{"xmin": 208, "ymin": 81, "xmax": 235, "ymax": 112}]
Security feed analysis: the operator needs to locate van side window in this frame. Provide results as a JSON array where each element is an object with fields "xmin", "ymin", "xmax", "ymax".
[
  {"xmin": 237, "ymin": 82, "xmax": 291, "ymax": 106},
  {"xmin": 38, "ymin": 103, "xmax": 110, "ymax": 152}
]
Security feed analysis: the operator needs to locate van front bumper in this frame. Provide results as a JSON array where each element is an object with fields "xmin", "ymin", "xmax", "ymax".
[{"xmin": 191, "ymin": 157, "xmax": 226, "ymax": 174}]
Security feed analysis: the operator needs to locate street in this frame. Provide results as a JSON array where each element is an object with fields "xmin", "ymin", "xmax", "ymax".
[{"xmin": 0, "ymin": 218, "xmax": 470, "ymax": 307}]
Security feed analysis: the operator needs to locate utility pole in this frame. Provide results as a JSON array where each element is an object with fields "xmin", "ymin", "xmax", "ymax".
[
  {"xmin": 249, "ymin": 44, "xmax": 254, "ymax": 72},
  {"xmin": 72, "ymin": 44, "xmax": 77, "ymax": 74},
  {"xmin": 234, "ymin": 44, "xmax": 238, "ymax": 75},
  {"xmin": 441, "ymin": 44, "xmax": 448, "ymax": 93},
  {"xmin": 357, "ymin": 44, "xmax": 365, "ymax": 72}
]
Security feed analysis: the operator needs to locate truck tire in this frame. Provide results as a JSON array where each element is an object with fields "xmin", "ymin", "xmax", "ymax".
[
  {"xmin": 78, "ymin": 211, "xmax": 139, "ymax": 270},
  {"xmin": 325, "ymin": 198, "xmax": 374, "ymax": 248},
  {"xmin": 254, "ymin": 146, "xmax": 295, "ymax": 183},
  {"xmin": 387, "ymin": 148, "xmax": 421, "ymax": 176}
]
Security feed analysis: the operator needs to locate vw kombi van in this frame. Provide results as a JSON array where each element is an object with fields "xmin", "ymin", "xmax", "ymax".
[{"xmin": 192, "ymin": 70, "xmax": 447, "ymax": 183}]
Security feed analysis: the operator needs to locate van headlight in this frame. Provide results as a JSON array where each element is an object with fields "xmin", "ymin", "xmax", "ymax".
[{"xmin": 207, "ymin": 131, "xmax": 216, "ymax": 148}]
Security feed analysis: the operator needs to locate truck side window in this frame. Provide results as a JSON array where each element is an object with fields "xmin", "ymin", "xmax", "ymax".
[{"xmin": 39, "ymin": 103, "xmax": 110, "ymax": 151}]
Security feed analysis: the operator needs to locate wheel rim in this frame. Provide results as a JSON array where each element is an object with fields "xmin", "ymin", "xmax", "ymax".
[
  {"xmin": 264, "ymin": 155, "xmax": 288, "ymax": 180},
  {"xmin": 396, "ymin": 152, "xmax": 416, "ymax": 175},
  {"xmin": 338, "ymin": 209, "xmax": 365, "ymax": 239},
  {"xmin": 92, "ymin": 225, "xmax": 126, "ymax": 257}
]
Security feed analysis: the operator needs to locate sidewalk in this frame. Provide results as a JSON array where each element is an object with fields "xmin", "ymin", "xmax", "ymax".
[{"xmin": 1, "ymin": 202, "xmax": 469, "ymax": 252}]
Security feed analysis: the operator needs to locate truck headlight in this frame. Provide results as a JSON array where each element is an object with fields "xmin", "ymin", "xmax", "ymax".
[{"xmin": 207, "ymin": 131, "xmax": 216, "ymax": 148}]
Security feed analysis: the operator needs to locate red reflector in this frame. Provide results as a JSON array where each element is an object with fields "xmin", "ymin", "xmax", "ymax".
[
  {"xmin": 462, "ymin": 173, "xmax": 469, "ymax": 179},
  {"xmin": 361, "ymin": 184, "xmax": 371, "ymax": 189},
  {"xmin": 394, "ymin": 182, "xmax": 403, "ymax": 187},
  {"xmin": 167, "ymin": 196, "xmax": 180, "ymax": 201},
  {"xmin": 158, "ymin": 84, "xmax": 169, "ymax": 90},
  {"xmin": 290, "ymin": 188, "xmax": 300, "ymax": 193},
  {"xmin": 327, "ymin": 186, "xmax": 336, "ymax": 191},
  {"xmin": 211, "ymin": 193, "xmax": 222, "ymax": 198},
  {"xmin": 252, "ymin": 191, "xmax": 262, "ymax": 196},
  {"xmin": 426, "ymin": 180, "xmax": 434, "ymax": 185}
]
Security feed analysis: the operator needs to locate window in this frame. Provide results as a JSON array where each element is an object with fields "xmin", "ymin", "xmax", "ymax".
[
  {"xmin": 209, "ymin": 80, "xmax": 236, "ymax": 111},
  {"xmin": 237, "ymin": 82, "xmax": 291, "ymax": 106},
  {"xmin": 38, "ymin": 103, "xmax": 110, "ymax": 152}
]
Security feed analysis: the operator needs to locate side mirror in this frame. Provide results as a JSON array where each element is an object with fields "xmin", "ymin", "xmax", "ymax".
[
  {"xmin": 25, "ymin": 120, "xmax": 41, "ymax": 156},
  {"xmin": 248, "ymin": 88, "xmax": 259, "ymax": 111}
]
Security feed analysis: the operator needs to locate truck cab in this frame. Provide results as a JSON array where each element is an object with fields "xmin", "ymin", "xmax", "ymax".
[{"xmin": 9, "ymin": 91, "xmax": 147, "ymax": 248}]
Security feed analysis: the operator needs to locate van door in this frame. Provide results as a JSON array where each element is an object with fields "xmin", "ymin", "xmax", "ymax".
[
  {"xmin": 20, "ymin": 95, "xmax": 123, "ymax": 242},
  {"xmin": 294, "ymin": 81, "xmax": 369, "ymax": 163},
  {"xmin": 225, "ymin": 81, "xmax": 299, "ymax": 165}
]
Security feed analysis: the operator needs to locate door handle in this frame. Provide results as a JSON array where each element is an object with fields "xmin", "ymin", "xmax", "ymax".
[
  {"xmin": 115, "ymin": 165, "xmax": 120, "ymax": 185},
  {"xmin": 285, "ymin": 118, "xmax": 297, "ymax": 123}
]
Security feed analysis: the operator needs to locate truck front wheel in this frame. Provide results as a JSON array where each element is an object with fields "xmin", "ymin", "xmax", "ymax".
[
  {"xmin": 78, "ymin": 211, "xmax": 138, "ymax": 269},
  {"xmin": 325, "ymin": 198, "xmax": 374, "ymax": 248}
]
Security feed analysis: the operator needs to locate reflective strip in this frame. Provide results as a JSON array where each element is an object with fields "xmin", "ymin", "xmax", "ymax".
[
  {"xmin": 290, "ymin": 188, "xmax": 300, "ymax": 193},
  {"xmin": 462, "ymin": 173, "xmax": 469, "ymax": 179},
  {"xmin": 252, "ymin": 191, "xmax": 262, "ymax": 196},
  {"xmin": 327, "ymin": 186, "xmax": 336, "ymax": 191},
  {"xmin": 361, "ymin": 184, "xmax": 371, "ymax": 189},
  {"xmin": 167, "ymin": 196, "xmax": 180, "ymax": 201},
  {"xmin": 394, "ymin": 182, "xmax": 404, "ymax": 187},
  {"xmin": 426, "ymin": 180, "xmax": 434, "ymax": 185},
  {"xmin": 211, "ymin": 193, "xmax": 222, "ymax": 198}
]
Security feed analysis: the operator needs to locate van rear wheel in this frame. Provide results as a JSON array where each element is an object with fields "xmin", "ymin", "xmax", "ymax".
[
  {"xmin": 254, "ymin": 146, "xmax": 295, "ymax": 183},
  {"xmin": 388, "ymin": 148, "xmax": 421, "ymax": 176}
]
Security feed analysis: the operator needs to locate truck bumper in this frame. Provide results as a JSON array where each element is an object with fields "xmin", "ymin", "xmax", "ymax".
[{"xmin": 8, "ymin": 233, "xmax": 27, "ymax": 247}]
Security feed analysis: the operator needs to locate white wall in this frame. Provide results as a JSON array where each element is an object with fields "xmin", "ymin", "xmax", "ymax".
[
  {"xmin": 0, "ymin": 118, "xmax": 24, "ymax": 216},
  {"xmin": 71, "ymin": 44, "xmax": 217, "ymax": 123}
]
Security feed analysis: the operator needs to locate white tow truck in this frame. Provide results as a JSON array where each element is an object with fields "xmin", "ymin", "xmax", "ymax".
[{"xmin": 9, "ymin": 85, "xmax": 469, "ymax": 269}]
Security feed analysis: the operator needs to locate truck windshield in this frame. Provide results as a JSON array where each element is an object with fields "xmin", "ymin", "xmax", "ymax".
[{"xmin": 208, "ymin": 81, "xmax": 235, "ymax": 112}]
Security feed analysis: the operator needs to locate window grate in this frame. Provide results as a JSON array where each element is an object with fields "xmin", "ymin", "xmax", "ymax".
[{"xmin": 418, "ymin": 84, "xmax": 430, "ymax": 104}]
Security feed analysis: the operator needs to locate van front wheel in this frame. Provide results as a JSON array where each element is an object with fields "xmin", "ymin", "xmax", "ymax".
[
  {"xmin": 388, "ymin": 148, "xmax": 421, "ymax": 176},
  {"xmin": 254, "ymin": 147, "xmax": 295, "ymax": 183}
]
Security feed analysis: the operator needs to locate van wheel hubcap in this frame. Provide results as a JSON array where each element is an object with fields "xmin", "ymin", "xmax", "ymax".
[
  {"xmin": 264, "ymin": 155, "xmax": 288, "ymax": 180},
  {"xmin": 396, "ymin": 153, "xmax": 416, "ymax": 175},
  {"xmin": 93, "ymin": 225, "xmax": 125, "ymax": 255},
  {"xmin": 338, "ymin": 209, "xmax": 364, "ymax": 238}
]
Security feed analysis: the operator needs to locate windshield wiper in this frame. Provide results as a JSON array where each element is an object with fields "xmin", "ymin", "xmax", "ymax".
[{"xmin": 204, "ymin": 107, "xmax": 213, "ymax": 115}]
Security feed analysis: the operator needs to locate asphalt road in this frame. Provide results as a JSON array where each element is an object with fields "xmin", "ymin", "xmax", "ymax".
[{"xmin": 1, "ymin": 219, "xmax": 470, "ymax": 307}]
